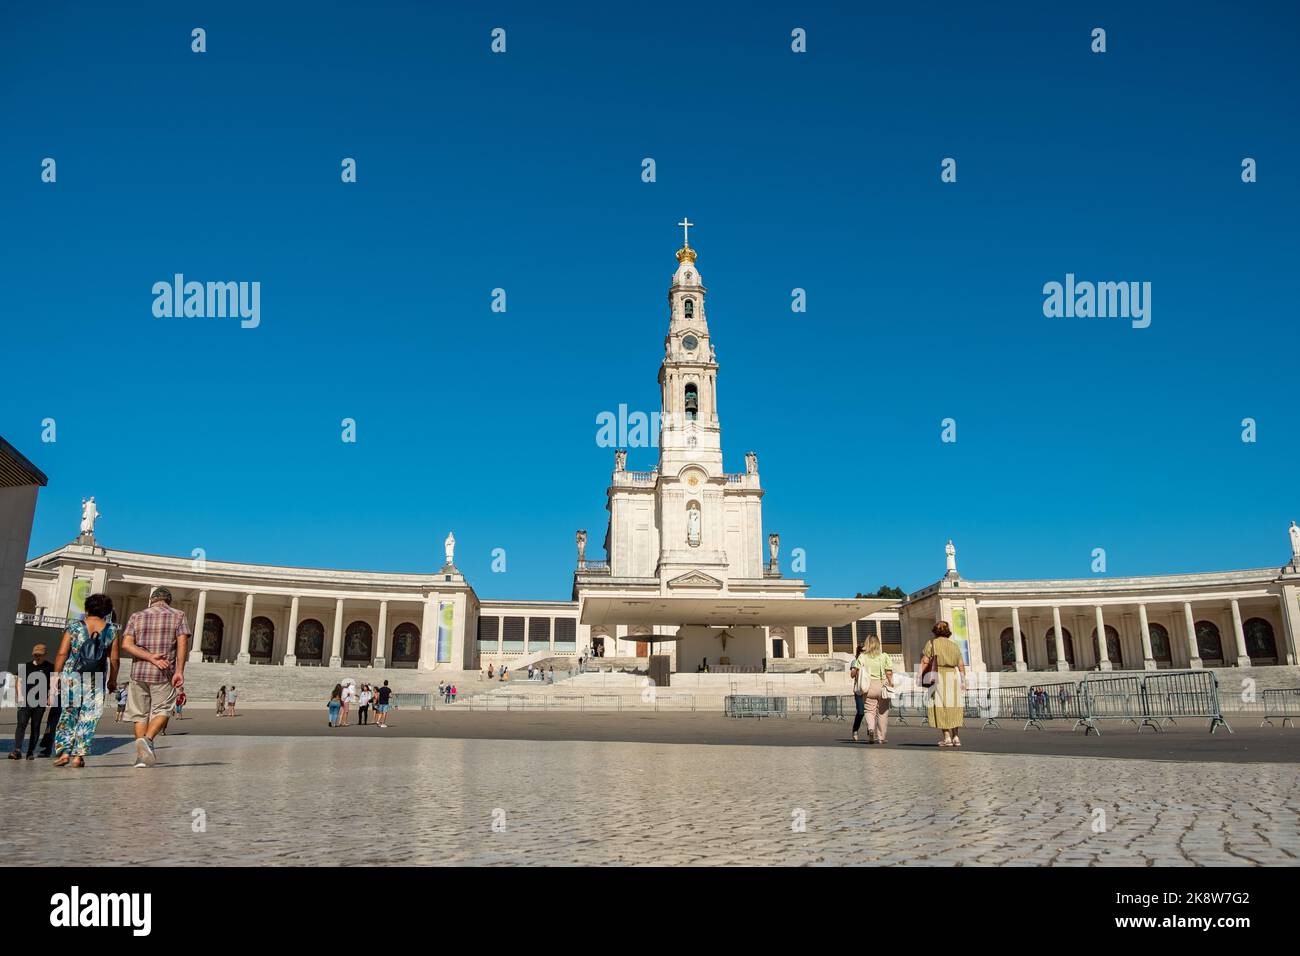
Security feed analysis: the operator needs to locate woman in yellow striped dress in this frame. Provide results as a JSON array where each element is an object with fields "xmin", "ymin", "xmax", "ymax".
[{"xmin": 920, "ymin": 621, "xmax": 967, "ymax": 747}]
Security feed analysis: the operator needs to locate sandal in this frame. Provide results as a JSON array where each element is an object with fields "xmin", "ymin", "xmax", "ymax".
[
  {"xmin": 53, "ymin": 755, "xmax": 71, "ymax": 767},
  {"xmin": 71, "ymin": 757, "xmax": 85, "ymax": 768},
  {"xmin": 952, "ymin": 738, "xmax": 962, "ymax": 748}
]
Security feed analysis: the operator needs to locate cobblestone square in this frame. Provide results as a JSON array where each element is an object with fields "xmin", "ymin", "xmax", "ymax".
[{"xmin": 1, "ymin": 733, "xmax": 1296, "ymax": 866}]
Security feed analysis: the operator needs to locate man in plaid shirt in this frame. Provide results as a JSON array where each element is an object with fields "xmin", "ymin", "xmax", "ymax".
[{"xmin": 121, "ymin": 586, "xmax": 191, "ymax": 768}]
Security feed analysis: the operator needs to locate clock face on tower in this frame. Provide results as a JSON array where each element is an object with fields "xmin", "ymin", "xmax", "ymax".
[{"xmin": 682, "ymin": 334, "xmax": 698, "ymax": 352}]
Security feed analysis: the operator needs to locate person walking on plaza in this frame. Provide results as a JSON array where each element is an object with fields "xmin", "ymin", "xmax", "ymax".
[
  {"xmin": 217, "ymin": 685, "xmax": 227, "ymax": 716},
  {"xmin": 850, "ymin": 643, "xmax": 868, "ymax": 742},
  {"xmin": 358, "ymin": 684, "xmax": 372, "ymax": 725},
  {"xmin": 225, "ymin": 684, "xmax": 238, "ymax": 717},
  {"xmin": 327, "ymin": 684, "xmax": 343, "ymax": 727},
  {"xmin": 9, "ymin": 643, "xmax": 53, "ymax": 760},
  {"xmin": 859, "ymin": 635, "xmax": 893, "ymax": 744},
  {"xmin": 437, "ymin": 680, "xmax": 445, "ymax": 702},
  {"xmin": 50, "ymin": 593, "xmax": 121, "ymax": 768},
  {"xmin": 115, "ymin": 683, "xmax": 128, "ymax": 722},
  {"xmin": 919, "ymin": 621, "xmax": 966, "ymax": 747},
  {"xmin": 450, "ymin": 683, "xmax": 457, "ymax": 703},
  {"xmin": 375, "ymin": 680, "xmax": 392, "ymax": 727},
  {"xmin": 121, "ymin": 586, "xmax": 191, "ymax": 769}
]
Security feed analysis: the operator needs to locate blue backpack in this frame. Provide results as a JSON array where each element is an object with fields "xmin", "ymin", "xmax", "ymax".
[{"xmin": 74, "ymin": 622, "xmax": 114, "ymax": 673}]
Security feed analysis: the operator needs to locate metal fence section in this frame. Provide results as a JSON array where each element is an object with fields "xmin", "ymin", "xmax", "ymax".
[
  {"xmin": 1080, "ymin": 675, "xmax": 1153, "ymax": 732},
  {"xmin": 583, "ymin": 694, "xmax": 624, "ymax": 713},
  {"xmin": 1021, "ymin": 681, "xmax": 1091, "ymax": 732},
  {"xmin": 653, "ymin": 693, "xmax": 696, "ymax": 712},
  {"xmin": 1141, "ymin": 671, "xmax": 1232, "ymax": 734},
  {"xmin": 390, "ymin": 692, "xmax": 434, "ymax": 710},
  {"xmin": 1261, "ymin": 688, "xmax": 1300, "ymax": 727},
  {"xmin": 890, "ymin": 689, "xmax": 929, "ymax": 727},
  {"xmin": 809, "ymin": 695, "xmax": 849, "ymax": 721},
  {"xmin": 724, "ymin": 695, "xmax": 788, "ymax": 718}
]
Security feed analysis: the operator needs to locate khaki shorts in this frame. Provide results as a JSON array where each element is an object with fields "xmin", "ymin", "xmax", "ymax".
[{"xmin": 126, "ymin": 680, "xmax": 177, "ymax": 722}]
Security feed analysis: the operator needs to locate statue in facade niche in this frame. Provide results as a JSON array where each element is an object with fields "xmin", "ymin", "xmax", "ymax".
[
  {"xmin": 615, "ymin": 449, "xmax": 627, "ymax": 472},
  {"xmin": 576, "ymin": 529, "xmax": 587, "ymax": 564},
  {"xmin": 79, "ymin": 497, "xmax": 100, "ymax": 537},
  {"xmin": 686, "ymin": 506, "xmax": 701, "ymax": 547},
  {"xmin": 444, "ymin": 531, "xmax": 456, "ymax": 567}
]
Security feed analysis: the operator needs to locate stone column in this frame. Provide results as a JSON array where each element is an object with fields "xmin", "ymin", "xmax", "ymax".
[
  {"xmin": 1183, "ymin": 602, "xmax": 1202, "ymax": 669},
  {"xmin": 330, "ymin": 598, "xmax": 344, "ymax": 667},
  {"xmin": 1229, "ymin": 599, "xmax": 1250, "ymax": 667},
  {"xmin": 284, "ymin": 595, "xmax": 300, "ymax": 666},
  {"xmin": 1138, "ymin": 603, "xmax": 1155, "ymax": 670},
  {"xmin": 1051, "ymin": 606, "xmax": 1068, "ymax": 671},
  {"xmin": 189, "ymin": 590, "xmax": 209, "ymax": 662},
  {"xmin": 374, "ymin": 600, "xmax": 389, "ymax": 668},
  {"xmin": 236, "ymin": 593, "xmax": 254, "ymax": 664},
  {"xmin": 1279, "ymin": 585, "xmax": 1300, "ymax": 665},
  {"xmin": 1010, "ymin": 607, "xmax": 1027, "ymax": 671},
  {"xmin": 419, "ymin": 595, "xmax": 437, "ymax": 670},
  {"xmin": 1094, "ymin": 606, "xmax": 1111, "ymax": 671}
]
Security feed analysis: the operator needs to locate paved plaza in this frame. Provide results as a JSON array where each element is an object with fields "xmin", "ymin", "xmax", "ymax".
[{"xmin": 1, "ymin": 717, "xmax": 1297, "ymax": 865}]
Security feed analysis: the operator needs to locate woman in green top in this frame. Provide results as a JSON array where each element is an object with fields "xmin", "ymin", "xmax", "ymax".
[
  {"xmin": 920, "ymin": 621, "xmax": 967, "ymax": 747},
  {"xmin": 856, "ymin": 635, "xmax": 893, "ymax": 744}
]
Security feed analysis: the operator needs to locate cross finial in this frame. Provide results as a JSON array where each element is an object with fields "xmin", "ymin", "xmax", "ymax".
[{"xmin": 678, "ymin": 217, "xmax": 694, "ymax": 247}]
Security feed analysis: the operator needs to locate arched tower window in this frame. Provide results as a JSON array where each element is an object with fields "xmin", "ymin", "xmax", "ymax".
[
  {"xmin": 684, "ymin": 383, "xmax": 698, "ymax": 421},
  {"xmin": 683, "ymin": 297, "xmax": 694, "ymax": 318}
]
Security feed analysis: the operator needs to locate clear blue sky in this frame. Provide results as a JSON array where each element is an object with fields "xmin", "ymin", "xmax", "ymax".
[{"xmin": 3, "ymin": 1, "xmax": 1297, "ymax": 600}]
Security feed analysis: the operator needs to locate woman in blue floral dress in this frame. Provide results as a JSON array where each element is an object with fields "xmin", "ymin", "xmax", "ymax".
[{"xmin": 51, "ymin": 593, "xmax": 121, "ymax": 767}]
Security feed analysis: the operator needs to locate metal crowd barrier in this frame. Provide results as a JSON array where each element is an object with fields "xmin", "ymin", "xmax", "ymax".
[
  {"xmin": 1261, "ymin": 688, "xmax": 1300, "ymax": 728},
  {"xmin": 1021, "ymin": 680, "xmax": 1090, "ymax": 732},
  {"xmin": 583, "ymin": 694, "xmax": 623, "ymax": 713},
  {"xmin": 809, "ymin": 695, "xmax": 849, "ymax": 721},
  {"xmin": 724, "ymin": 695, "xmax": 788, "ymax": 718},
  {"xmin": 1079, "ymin": 675, "xmax": 1153, "ymax": 731},
  {"xmin": 654, "ymin": 693, "xmax": 696, "ymax": 712},
  {"xmin": 1141, "ymin": 671, "xmax": 1232, "ymax": 734},
  {"xmin": 391, "ymin": 692, "xmax": 434, "ymax": 710},
  {"xmin": 890, "ymin": 689, "xmax": 929, "ymax": 727}
]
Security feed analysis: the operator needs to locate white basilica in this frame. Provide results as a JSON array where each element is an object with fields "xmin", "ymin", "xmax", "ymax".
[{"xmin": 9, "ymin": 227, "xmax": 1300, "ymax": 688}]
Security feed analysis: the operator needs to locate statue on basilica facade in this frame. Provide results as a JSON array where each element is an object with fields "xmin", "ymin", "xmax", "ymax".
[
  {"xmin": 768, "ymin": 532, "xmax": 780, "ymax": 568},
  {"xmin": 686, "ymin": 506, "xmax": 701, "ymax": 547},
  {"xmin": 615, "ymin": 449, "xmax": 627, "ymax": 472},
  {"xmin": 576, "ymin": 529, "xmax": 587, "ymax": 565},
  {"xmin": 79, "ymin": 497, "xmax": 101, "ymax": 538},
  {"xmin": 1290, "ymin": 520, "xmax": 1300, "ymax": 566},
  {"xmin": 945, "ymin": 539, "xmax": 957, "ymax": 576},
  {"xmin": 444, "ymin": 531, "xmax": 456, "ymax": 568},
  {"xmin": 745, "ymin": 451, "xmax": 757, "ymax": 475}
]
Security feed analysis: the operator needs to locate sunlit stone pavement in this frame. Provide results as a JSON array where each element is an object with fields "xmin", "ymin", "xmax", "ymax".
[{"xmin": 2, "ymin": 734, "xmax": 1297, "ymax": 866}]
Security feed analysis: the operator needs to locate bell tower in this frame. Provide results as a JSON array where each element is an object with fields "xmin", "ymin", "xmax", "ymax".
[{"xmin": 658, "ymin": 218, "xmax": 722, "ymax": 477}]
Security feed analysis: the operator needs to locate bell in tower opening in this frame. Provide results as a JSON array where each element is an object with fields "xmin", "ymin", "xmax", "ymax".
[{"xmin": 685, "ymin": 383, "xmax": 698, "ymax": 421}]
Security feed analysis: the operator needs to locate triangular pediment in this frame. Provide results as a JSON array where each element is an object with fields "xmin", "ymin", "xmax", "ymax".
[{"xmin": 667, "ymin": 570, "xmax": 724, "ymax": 589}]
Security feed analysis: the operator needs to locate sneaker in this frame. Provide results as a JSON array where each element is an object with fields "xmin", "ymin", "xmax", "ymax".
[
  {"xmin": 135, "ymin": 737, "xmax": 157, "ymax": 767},
  {"xmin": 7, "ymin": 751, "xmax": 19, "ymax": 760}
]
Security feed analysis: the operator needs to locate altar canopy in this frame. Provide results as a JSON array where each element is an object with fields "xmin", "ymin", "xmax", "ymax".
[{"xmin": 580, "ymin": 596, "xmax": 895, "ymax": 631}]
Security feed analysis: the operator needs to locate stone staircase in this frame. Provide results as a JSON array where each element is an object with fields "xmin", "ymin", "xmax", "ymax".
[
  {"xmin": 452, "ymin": 669, "xmax": 850, "ymax": 712},
  {"xmin": 178, "ymin": 661, "xmax": 495, "ymax": 705}
]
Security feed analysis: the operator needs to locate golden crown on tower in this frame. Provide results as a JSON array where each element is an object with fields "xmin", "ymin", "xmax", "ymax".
[{"xmin": 676, "ymin": 245, "xmax": 697, "ymax": 263}]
